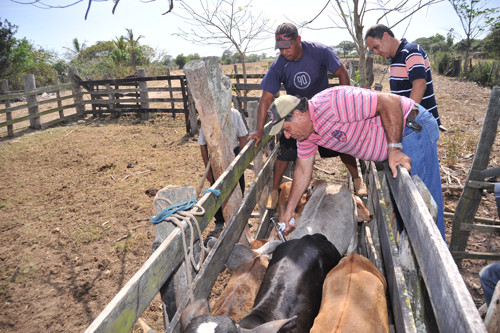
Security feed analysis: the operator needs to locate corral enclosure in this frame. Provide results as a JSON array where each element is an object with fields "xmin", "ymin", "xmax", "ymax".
[{"xmin": 0, "ymin": 61, "xmax": 499, "ymax": 332}]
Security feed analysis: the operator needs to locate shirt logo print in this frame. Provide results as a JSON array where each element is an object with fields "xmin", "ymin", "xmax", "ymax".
[
  {"xmin": 294, "ymin": 71, "xmax": 311, "ymax": 89},
  {"xmin": 332, "ymin": 130, "xmax": 347, "ymax": 142}
]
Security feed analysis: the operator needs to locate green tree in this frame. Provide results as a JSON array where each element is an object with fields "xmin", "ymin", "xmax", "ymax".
[
  {"xmin": 413, "ymin": 34, "xmax": 448, "ymax": 53},
  {"xmin": 124, "ymin": 28, "xmax": 144, "ymax": 70},
  {"xmin": 79, "ymin": 40, "xmax": 115, "ymax": 61},
  {"xmin": 449, "ymin": 0, "xmax": 499, "ymax": 73},
  {"xmin": 111, "ymin": 36, "xmax": 128, "ymax": 65},
  {"xmin": 175, "ymin": 53, "xmax": 187, "ymax": 69},
  {"xmin": 221, "ymin": 49, "xmax": 233, "ymax": 65},
  {"xmin": 64, "ymin": 37, "xmax": 87, "ymax": 61},
  {"xmin": 0, "ymin": 18, "xmax": 18, "ymax": 77},
  {"xmin": 6, "ymin": 38, "xmax": 57, "ymax": 89},
  {"xmin": 335, "ymin": 41, "xmax": 356, "ymax": 57},
  {"xmin": 482, "ymin": 22, "xmax": 500, "ymax": 59}
]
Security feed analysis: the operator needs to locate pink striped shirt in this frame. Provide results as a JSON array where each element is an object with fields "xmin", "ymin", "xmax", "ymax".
[{"xmin": 298, "ymin": 86, "xmax": 415, "ymax": 161}]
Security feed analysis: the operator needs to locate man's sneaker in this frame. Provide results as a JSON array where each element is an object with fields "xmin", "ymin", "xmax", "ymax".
[
  {"xmin": 266, "ymin": 189, "xmax": 279, "ymax": 210},
  {"xmin": 439, "ymin": 125, "xmax": 448, "ymax": 132},
  {"xmin": 353, "ymin": 177, "xmax": 368, "ymax": 196}
]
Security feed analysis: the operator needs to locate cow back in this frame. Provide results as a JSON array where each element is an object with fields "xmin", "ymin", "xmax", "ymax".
[
  {"xmin": 239, "ymin": 234, "xmax": 342, "ymax": 332},
  {"xmin": 310, "ymin": 253, "xmax": 389, "ymax": 333},
  {"xmin": 211, "ymin": 255, "xmax": 269, "ymax": 322},
  {"xmin": 290, "ymin": 183, "xmax": 358, "ymax": 256}
]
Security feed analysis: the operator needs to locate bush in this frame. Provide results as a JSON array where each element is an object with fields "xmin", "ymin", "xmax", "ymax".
[
  {"xmin": 433, "ymin": 52, "xmax": 453, "ymax": 75},
  {"xmin": 465, "ymin": 60, "xmax": 500, "ymax": 87},
  {"xmin": 373, "ymin": 55, "xmax": 389, "ymax": 65}
]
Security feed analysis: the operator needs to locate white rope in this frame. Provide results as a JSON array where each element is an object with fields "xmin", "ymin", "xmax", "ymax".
[{"xmin": 154, "ymin": 197, "xmax": 207, "ymax": 300}]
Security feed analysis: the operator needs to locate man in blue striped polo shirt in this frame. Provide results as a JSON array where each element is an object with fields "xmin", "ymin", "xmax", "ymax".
[{"xmin": 364, "ymin": 24, "xmax": 446, "ymax": 132}]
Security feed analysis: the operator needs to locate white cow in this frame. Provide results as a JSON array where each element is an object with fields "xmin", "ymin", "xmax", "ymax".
[{"xmin": 289, "ymin": 182, "xmax": 372, "ymax": 256}]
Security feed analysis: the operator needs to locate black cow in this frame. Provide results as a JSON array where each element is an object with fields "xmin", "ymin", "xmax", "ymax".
[
  {"xmin": 238, "ymin": 233, "xmax": 341, "ymax": 332},
  {"xmin": 181, "ymin": 234, "xmax": 341, "ymax": 333}
]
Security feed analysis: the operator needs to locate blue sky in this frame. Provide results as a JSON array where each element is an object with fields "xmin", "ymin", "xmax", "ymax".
[{"xmin": 1, "ymin": 0, "xmax": 497, "ymax": 59}]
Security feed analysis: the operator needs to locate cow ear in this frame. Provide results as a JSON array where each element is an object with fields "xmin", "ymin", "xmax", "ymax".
[
  {"xmin": 180, "ymin": 299, "xmax": 210, "ymax": 331},
  {"xmin": 226, "ymin": 243, "xmax": 256, "ymax": 270},
  {"xmin": 239, "ymin": 316, "xmax": 296, "ymax": 333}
]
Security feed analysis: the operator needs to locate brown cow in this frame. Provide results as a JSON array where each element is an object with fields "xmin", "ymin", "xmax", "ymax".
[
  {"xmin": 276, "ymin": 181, "xmax": 312, "ymax": 220},
  {"xmin": 211, "ymin": 254, "xmax": 270, "ymax": 322},
  {"xmin": 310, "ymin": 252, "xmax": 389, "ymax": 333}
]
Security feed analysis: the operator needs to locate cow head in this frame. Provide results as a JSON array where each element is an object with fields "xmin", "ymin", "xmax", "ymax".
[{"xmin": 181, "ymin": 299, "xmax": 296, "ymax": 333}]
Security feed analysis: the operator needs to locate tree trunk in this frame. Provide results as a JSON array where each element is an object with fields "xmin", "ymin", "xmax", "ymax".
[{"xmin": 354, "ymin": 1, "xmax": 368, "ymax": 88}]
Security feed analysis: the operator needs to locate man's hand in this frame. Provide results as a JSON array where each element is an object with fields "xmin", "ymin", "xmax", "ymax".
[
  {"xmin": 388, "ymin": 148, "xmax": 411, "ymax": 178},
  {"xmin": 248, "ymin": 130, "xmax": 263, "ymax": 147},
  {"xmin": 279, "ymin": 211, "xmax": 296, "ymax": 235}
]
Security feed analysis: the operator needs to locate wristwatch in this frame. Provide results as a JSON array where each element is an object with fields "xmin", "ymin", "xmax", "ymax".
[{"xmin": 387, "ymin": 143, "xmax": 403, "ymax": 150}]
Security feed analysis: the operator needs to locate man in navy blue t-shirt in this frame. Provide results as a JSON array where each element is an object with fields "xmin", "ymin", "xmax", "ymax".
[{"xmin": 249, "ymin": 23, "xmax": 367, "ymax": 209}]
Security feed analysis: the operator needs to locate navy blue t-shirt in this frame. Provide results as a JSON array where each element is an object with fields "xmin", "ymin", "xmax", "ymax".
[
  {"xmin": 261, "ymin": 41, "xmax": 342, "ymax": 99},
  {"xmin": 388, "ymin": 38, "xmax": 440, "ymax": 125}
]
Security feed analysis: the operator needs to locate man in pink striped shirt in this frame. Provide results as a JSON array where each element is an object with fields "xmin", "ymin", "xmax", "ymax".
[{"xmin": 267, "ymin": 86, "xmax": 445, "ymax": 240}]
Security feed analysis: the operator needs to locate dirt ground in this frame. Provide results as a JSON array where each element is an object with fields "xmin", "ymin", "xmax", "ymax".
[{"xmin": 0, "ymin": 62, "xmax": 499, "ymax": 332}]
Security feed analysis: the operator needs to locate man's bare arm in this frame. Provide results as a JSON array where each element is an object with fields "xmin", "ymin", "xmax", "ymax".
[
  {"xmin": 248, "ymin": 90, "xmax": 275, "ymax": 147},
  {"xmin": 409, "ymin": 78, "xmax": 426, "ymax": 104},
  {"xmin": 375, "ymin": 93, "xmax": 412, "ymax": 178},
  {"xmin": 280, "ymin": 155, "xmax": 314, "ymax": 233},
  {"xmin": 334, "ymin": 64, "xmax": 350, "ymax": 86}
]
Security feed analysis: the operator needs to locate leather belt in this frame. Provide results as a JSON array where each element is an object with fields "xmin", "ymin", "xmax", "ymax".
[{"xmin": 406, "ymin": 106, "xmax": 422, "ymax": 132}]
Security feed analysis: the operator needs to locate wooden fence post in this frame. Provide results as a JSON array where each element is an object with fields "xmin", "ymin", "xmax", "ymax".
[
  {"xmin": 180, "ymin": 77, "xmax": 190, "ymax": 133},
  {"xmin": 187, "ymin": 87, "xmax": 198, "ymax": 135},
  {"xmin": 450, "ymin": 86, "xmax": 500, "ymax": 265},
  {"xmin": 22, "ymin": 74, "xmax": 41, "ymax": 130},
  {"xmin": 54, "ymin": 70, "xmax": 64, "ymax": 119},
  {"xmin": 1, "ymin": 79, "xmax": 14, "ymax": 137},
  {"xmin": 105, "ymin": 84, "xmax": 115, "ymax": 117},
  {"xmin": 166, "ymin": 68, "xmax": 176, "ymax": 119},
  {"xmin": 137, "ymin": 68, "xmax": 150, "ymax": 120},
  {"xmin": 68, "ymin": 67, "xmax": 85, "ymax": 116},
  {"xmin": 184, "ymin": 57, "xmax": 242, "ymax": 222}
]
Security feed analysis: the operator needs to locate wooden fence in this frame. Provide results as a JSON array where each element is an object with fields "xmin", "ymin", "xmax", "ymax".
[
  {"xmin": 450, "ymin": 86, "xmax": 500, "ymax": 264},
  {"xmin": 0, "ymin": 67, "xmax": 342, "ymax": 138}
]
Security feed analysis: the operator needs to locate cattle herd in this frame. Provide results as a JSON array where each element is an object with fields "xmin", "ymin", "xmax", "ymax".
[{"xmin": 178, "ymin": 181, "xmax": 389, "ymax": 333}]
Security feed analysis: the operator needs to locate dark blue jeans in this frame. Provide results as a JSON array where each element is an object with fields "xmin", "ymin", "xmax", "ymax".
[{"xmin": 479, "ymin": 262, "xmax": 500, "ymax": 306}]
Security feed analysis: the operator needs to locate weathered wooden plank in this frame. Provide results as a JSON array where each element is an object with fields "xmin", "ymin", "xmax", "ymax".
[
  {"xmin": 451, "ymin": 86, "xmax": 500, "ymax": 262},
  {"xmin": 81, "ymin": 75, "xmax": 187, "ymax": 85},
  {"xmin": 81, "ymin": 108, "xmax": 186, "ymax": 115},
  {"xmin": 452, "ymin": 251, "xmax": 500, "ymax": 261},
  {"xmin": 460, "ymin": 223, "xmax": 500, "ymax": 234},
  {"xmin": 467, "ymin": 180, "xmax": 496, "ymax": 191},
  {"xmin": 444, "ymin": 212, "xmax": 500, "ymax": 225},
  {"xmin": 1, "ymin": 79, "xmax": 13, "ymax": 137},
  {"xmin": 165, "ymin": 141, "xmax": 276, "ymax": 333},
  {"xmin": 0, "ymin": 82, "xmax": 75, "ymax": 102},
  {"xmin": 484, "ymin": 281, "xmax": 500, "ymax": 332},
  {"xmin": 368, "ymin": 162, "xmax": 417, "ymax": 333},
  {"xmin": 184, "ymin": 57, "xmax": 241, "ymax": 224},
  {"xmin": 23, "ymin": 74, "xmax": 41, "ymax": 130},
  {"xmin": 384, "ymin": 164, "xmax": 486, "ymax": 333},
  {"xmin": 84, "ymin": 122, "xmax": 274, "ymax": 333}
]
